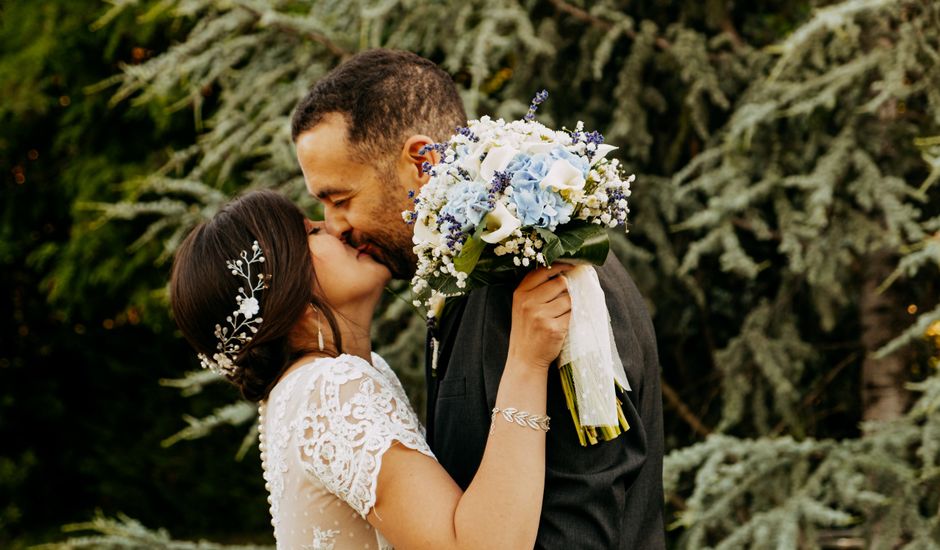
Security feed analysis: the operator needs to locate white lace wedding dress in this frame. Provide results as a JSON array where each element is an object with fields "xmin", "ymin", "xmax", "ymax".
[{"xmin": 258, "ymin": 353, "xmax": 434, "ymax": 549}]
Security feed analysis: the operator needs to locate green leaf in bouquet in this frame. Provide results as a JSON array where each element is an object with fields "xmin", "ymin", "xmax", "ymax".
[
  {"xmin": 429, "ymin": 274, "xmax": 467, "ymax": 297},
  {"xmin": 454, "ymin": 227, "xmax": 487, "ymax": 274},
  {"xmin": 468, "ymin": 253, "xmax": 521, "ymax": 287},
  {"xmin": 554, "ymin": 223, "xmax": 610, "ymax": 266},
  {"xmin": 567, "ymin": 230, "xmax": 609, "ymax": 265},
  {"xmin": 556, "ymin": 222, "xmax": 605, "ymax": 253},
  {"xmin": 473, "ymin": 253, "xmax": 520, "ymax": 274}
]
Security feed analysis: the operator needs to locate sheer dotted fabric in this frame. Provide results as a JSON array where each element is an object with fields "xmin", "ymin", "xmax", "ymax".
[{"xmin": 259, "ymin": 353, "xmax": 434, "ymax": 549}]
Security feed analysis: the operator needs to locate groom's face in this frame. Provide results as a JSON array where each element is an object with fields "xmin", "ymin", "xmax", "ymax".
[{"xmin": 295, "ymin": 113, "xmax": 418, "ymax": 280}]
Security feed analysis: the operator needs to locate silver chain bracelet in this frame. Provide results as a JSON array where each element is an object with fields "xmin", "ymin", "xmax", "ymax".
[{"xmin": 490, "ymin": 406, "xmax": 551, "ymax": 433}]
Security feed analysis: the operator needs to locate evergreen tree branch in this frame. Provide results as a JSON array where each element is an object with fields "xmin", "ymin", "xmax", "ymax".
[
  {"xmin": 231, "ymin": 1, "xmax": 349, "ymax": 58},
  {"xmin": 40, "ymin": 512, "xmax": 272, "ymax": 549},
  {"xmin": 545, "ymin": 0, "xmax": 672, "ymax": 50},
  {"xmin": 662, "ymin": 379, "xmax": 713, "ymax": 438}
]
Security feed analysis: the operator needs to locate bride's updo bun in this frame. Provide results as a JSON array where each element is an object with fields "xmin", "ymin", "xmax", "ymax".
[
  {"xmin": 169, "ymin": 190, "xmax": 341, "ymax": 402},
  {"xmin": 231, "ymin": 344, "xmax": 289, "ymax": 403}
]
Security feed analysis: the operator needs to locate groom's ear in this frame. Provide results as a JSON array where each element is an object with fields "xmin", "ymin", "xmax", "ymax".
[{"xmin": 400, "ymin": 134, "xmax": 440, "ymax": 186}]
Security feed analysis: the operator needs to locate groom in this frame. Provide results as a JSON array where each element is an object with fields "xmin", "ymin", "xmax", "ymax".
[{"xmin": 292, "ymin": 49, "xmax": 665, "ymax": 549}]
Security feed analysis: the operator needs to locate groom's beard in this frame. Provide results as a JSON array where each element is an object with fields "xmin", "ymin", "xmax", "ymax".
[
  {"xmin": 348, "ymin": 230, "xmax": 416, "ymax": 280},
  {"xmin": 354, "ymin": 170, "xmax": 418, "ymax": 280}
]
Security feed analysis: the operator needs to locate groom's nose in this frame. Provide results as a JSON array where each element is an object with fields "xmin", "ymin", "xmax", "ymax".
[{"xmin": 324, "ymin": 208, "xmax": 351, "ymax": 239}]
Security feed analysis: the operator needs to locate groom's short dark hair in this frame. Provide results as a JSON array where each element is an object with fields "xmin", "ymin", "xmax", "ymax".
[{"xmin": 291, "ymin": 49, "xmax": 466, "ymax": 165}]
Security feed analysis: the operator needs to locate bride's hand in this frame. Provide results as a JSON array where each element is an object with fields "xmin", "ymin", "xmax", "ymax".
[{"xmin": 507, "ymin": 265, "xmax": 575, "ymax": 370}]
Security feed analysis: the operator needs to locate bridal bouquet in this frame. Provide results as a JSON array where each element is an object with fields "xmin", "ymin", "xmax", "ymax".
[{"xmin": 404, "ymin": 91, "xmax": 634, "ymax": 446}]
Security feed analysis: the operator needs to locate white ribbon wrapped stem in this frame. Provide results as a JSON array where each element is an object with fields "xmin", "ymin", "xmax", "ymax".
[{"xmin": 559, "ymin": 264, "xmax": 631, "ymax": 427}]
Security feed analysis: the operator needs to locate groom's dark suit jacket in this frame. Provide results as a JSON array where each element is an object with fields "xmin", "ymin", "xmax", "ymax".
[{"xmin": 425, "ymin": 253, "xmax": 665, "ymax": 549}]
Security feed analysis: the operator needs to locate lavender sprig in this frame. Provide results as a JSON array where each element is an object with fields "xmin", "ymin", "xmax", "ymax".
[{"xmin": 524, "ymin": 89, "xmax": 549, "ymax": 121}]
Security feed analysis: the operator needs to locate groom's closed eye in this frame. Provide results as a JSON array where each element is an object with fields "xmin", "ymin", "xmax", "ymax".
[{"xmin": 314, "ymin": 186, "xmax": 350, "ymax": 205}]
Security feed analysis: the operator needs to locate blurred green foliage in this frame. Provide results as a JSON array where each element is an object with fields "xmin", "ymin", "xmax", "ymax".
[
  {"xmin": 0, "ymin": 1, "xmax": 272, "ymax": 546},
  {"xmin": 3, "ymin": 0, "xmax": 939, "ymax": 548}
]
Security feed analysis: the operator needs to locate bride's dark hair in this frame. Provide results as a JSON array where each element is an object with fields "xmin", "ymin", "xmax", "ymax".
[{"xmin": 169, "ymin": 190, "xmax": 342, "ymax": 402}]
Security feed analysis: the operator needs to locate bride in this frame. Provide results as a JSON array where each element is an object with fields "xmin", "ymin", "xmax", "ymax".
[{"xmin": 169, "ymin": 190, "xmax": 573, "ymax": 549}]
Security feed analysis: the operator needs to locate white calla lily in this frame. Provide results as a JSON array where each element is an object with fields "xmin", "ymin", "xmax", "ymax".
[
  {"xmin": 463, "ymin": 142, "xmax": 486, "ymax": 177},
  {"xmin": 412, "ymin": 217, "xmax": 441, "ymax": 246},
  {"xmin": 480, "ymin": 202, "xmax": 522, "ymax": 243},
  {"xmin": 540, "ymin": 159, "xmax": 586, "ymax": 192},
  {"xmin": 479, "ymin": 146, "xmax": 518, "ymax": 183},
  {"xmin": 525, "ymin": 142, "xmax": 555, "ymax": 155},
  {"xmin": 593, "ymin": 144, "xmax": 618, "ymax": 161}
]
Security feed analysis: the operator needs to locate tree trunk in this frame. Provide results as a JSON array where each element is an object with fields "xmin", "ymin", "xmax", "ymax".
[{"xmin": 859, "ymin": 249, "xmax": 911, "ymax": 425}]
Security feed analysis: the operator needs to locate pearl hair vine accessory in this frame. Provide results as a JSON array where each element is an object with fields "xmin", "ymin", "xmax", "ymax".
[{"xmin": 197, "ymin": 241, "xmax": 270, "ymax": 377}]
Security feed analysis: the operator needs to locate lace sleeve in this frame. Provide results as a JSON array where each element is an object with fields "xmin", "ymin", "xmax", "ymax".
[{"xmin": 296, "ymin": 355, "xmax": 434, "ymax": 518}]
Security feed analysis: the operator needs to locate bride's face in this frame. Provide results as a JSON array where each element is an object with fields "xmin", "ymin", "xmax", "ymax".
[{"xmin": 304, "ymin": 219, "xmax": 391, "ymax": 309}]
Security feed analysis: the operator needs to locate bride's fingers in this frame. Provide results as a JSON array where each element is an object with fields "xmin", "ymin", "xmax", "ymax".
[
  {"xmin": 516, "ymin": 264, "xmax": 576, "ymax": 292},
  {"xmin": 554, "ymin": 311, "xmax": 572, "ymax": 327},
  {"xmin": 545, "ymin": 312, "xmax": 572, "ymax": 338},
  {"xmin": 527, "ymin": 275, "xmax": 569, "ymax": 304},
  {"xmin": 509, "ymin": 266, "xmax": 574, "ymax": 369},
  {"xmin": 544, "ymin": 292, "xmax": 572, "ymax": 318}
]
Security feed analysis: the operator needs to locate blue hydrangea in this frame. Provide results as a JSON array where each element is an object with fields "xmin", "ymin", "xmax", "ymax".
[
  {"xmin": 506, "ymin": 152, "xmax": 551, "ymax": 187},
  {"xmin": 440, "ymin": 181, "xmax": 491, "ymax": 231},
  {"xmin": 505, "ymin": 153, "xmax": 574, "ymax": 230}
]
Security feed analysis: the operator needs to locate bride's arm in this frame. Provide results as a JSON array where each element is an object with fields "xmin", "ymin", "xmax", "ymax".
[{"xmin": 367, "ymin": 266, "xmax": 572, "ymax": 550}]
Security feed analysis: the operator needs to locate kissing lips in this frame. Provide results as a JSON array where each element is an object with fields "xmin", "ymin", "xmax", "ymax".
[
  {"xmin": 350, "ymin": 239, "xmax": 398, "ymax": 275},
  {"xmin": 356, "ymin": 244, "xmax": 374, "ymax": 261}
]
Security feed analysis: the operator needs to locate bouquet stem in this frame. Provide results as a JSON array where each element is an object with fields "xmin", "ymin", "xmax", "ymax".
[{"xmin": 558, "ymin": 362, "xmax": 630, "ymax": 446}]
